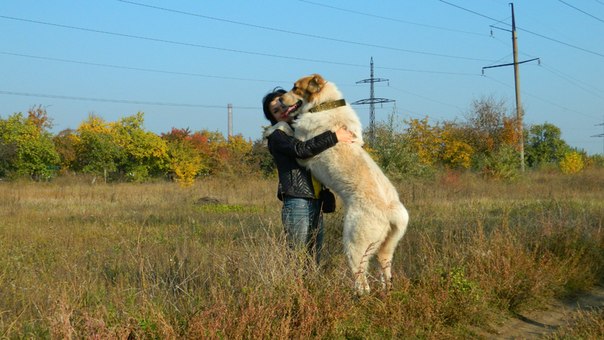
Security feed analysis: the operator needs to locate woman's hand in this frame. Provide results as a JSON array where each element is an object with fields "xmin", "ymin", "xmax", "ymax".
[{"xmin": 335, "ymin": 128, "xmax": 355, "ymax": 143}]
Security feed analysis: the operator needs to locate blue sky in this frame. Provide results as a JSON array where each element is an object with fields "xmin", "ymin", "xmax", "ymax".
[{"xmin": 1, "ymin": 1, "xmax": 603, "ymax": 155}]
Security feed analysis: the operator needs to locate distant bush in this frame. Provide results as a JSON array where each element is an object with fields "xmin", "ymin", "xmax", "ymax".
[
  {"xmin": 370, "ymin": 115, "xmax": 435, "ymax": 179},
  {"xmin": 2, "ymin": 101, "xmax": 600, "ymax": 184},
  {"xmin": 473, "ymin": 144, "xmax": 520, "ymax": 180},
  {"xmin": 0, "ymin": 110, "xmax": 60, "ymax": 180},
  {"xmin": 559, "ymin": 151, "xmax": 585, "ymax": 174},
  {"xmin": 587, "ymin": 154, "xmax": 604, "ymax": 168}
]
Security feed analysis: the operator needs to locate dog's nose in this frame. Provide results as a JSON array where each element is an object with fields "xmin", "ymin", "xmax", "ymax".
[{"xmin": 278, "ymin": 97, "xmax": 288, "ymax": 109}]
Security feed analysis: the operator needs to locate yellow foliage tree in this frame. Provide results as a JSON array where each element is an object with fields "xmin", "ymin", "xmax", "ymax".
[
  {"xmin": 440, "ymin": 122, "xmax": 474, "ymax": 169},
  {"xmin": 73, "ymin": 115, "xmax": 124, "ymax": 180},
  {"xmin": 406, "ymin": 118, "xmax": 473, "ymax": 169},
  {"xmin": 73, "ymin": 112, "xmax": 169, "ymax": 181},
  {"xmin": 168, "ymin": 141, "xmax": 204, "ymax": 186},
  {"xmin": 405, "ymin": 118, "xmax": 441, "ymax": 166},
  {"xmin": 110, "ymin": 112, "xmax": 169, "ymax": 181},
  {"xmin": 77, "ymin": 114, "xmax": 111, "ymax": 135},
  {"xmin": 227, "ymin": 135, "xmax": 253, "ymax": 156},
  {"xmin": 559, "ymin": 151, "xmax": 584, "ymax": 174}
]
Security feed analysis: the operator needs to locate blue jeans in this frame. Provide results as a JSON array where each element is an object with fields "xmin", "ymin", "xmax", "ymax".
[{"xmin": 281, "ymin": 197, "xmax": 324, "ymax": 264}]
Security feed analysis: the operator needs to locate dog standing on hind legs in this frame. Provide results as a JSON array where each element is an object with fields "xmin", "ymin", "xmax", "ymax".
[{"xmin": 279, "ymin": 74, "xmax": 409, "ymax": 294}]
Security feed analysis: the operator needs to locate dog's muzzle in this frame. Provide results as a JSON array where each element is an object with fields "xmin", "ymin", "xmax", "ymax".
[{"xmin": 282, "ymin": 99, "xmax": 303, "ymax": 117}]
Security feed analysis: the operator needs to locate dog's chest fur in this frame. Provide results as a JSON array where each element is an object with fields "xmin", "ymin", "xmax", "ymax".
[{"xmin": 293, "ymin": 106, "xmax": 363, "ymax": 145}]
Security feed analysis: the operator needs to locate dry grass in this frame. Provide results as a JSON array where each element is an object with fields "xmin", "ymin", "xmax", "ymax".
[
  {"xmin": 1, "ymin": 170, "xmax": 603, "ymax": 338},
  {"xmin": 546, "ymin": 307, "xmax": 604, "ymax": 339}
]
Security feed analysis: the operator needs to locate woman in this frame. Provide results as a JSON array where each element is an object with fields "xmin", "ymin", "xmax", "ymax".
[{"xmin": 262, "ymin": 87, "xmax": 353, "ymax": 264}]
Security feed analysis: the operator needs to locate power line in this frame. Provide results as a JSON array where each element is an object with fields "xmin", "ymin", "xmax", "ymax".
[
  {"xmin": 0, "ymin": 49, "xmax": 479, "ymax": 80},
  {"xmin": 0, "ymin": 15, "xmax": 497, "ymax": 73},
  {"xmin": 518, "ymin": 26, "xmax": 604, "ymax": 58},
  {"xmin": 483, "ymin": 75, "xmax": 597, "ymax": 119},
  {"xmin": 375, "ymin": 65, "xmax": 479, "ymax": 77},
  {"xmin": 0, "ymin": 90, "xmax": 257, "ymax": 110},
  {"xmin": 0, "ymin": 15, "xmax": 364, "ymax": 69},
  {"xmin": 538, "ymin": 62, "xmax": 604, "ymax": 100},
  {"xmin": 0, "ymin": 50, "xmax": 473, "ymax": 117},
  {"xmin": 297, "ymin": 0, "xmax": 488, "ymax": 37},
  {"xmin": 118, "ymin": 0, "xmax": 492, "ymax": 62},
  {"xmin": 510, "ymin": 46, "xmax": 604, "ymax": 102},
  {"xmin": 558, "ymin": 0, "xmax": 604, "ymax": 23},
  {"xmin": 388, "ymin": 85, "xmax": 464, "ymax": 112},
  {"xmin": 0, "ymin": 18, "xmax": 486, "ymax": 77},
  {"xmin": 0, "ymin": 51, "xmax": 286, "ymax": 83},
  {"xmin": 514, "ymin": 48, "xmax": 604, "ymax": 100},
  {"xmin": 4, "ymin": 49, "xmax": 472, "ymax": 94},
  {"xmin": 437, "ymin": 0, "xmax": 604, "ymax": 58},
  {"xmin": 437, "ymin": 0, "xmax": 502, "ymax": 22}
]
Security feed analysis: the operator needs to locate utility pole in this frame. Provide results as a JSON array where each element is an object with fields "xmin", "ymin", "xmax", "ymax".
[
  {"xmin": 227, "ymin": 103, "xmax": 233, "ymax": 141},
  {"xmin": 511, "ymin": 3, "xmax": 525, "ymax": 172},
  {"xmin": 592, "ymin": 119, "xmax": 604, "ymax": 155},
  {"xmin": 482, "ymin": 3, "xmax": 539, "ymax": 172},
  {"xmin": 352, "ymin": 57, "xmax": 395, "ymax": 144}
]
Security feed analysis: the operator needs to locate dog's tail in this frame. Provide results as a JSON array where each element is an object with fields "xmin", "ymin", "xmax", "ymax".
[{"xmin": 389, "ymin": 203, "xmax": 409, "ymax": 237}]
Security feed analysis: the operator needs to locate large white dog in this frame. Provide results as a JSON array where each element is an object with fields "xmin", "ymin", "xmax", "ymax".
[{"xmin": 280, "ymin": 74, "xmax": 409, "ymax": 294}]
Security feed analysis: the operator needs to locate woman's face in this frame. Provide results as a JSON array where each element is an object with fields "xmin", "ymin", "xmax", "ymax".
[{"xmin": 269, "ymin": 96, "xmax": 291, "ymax": 123}]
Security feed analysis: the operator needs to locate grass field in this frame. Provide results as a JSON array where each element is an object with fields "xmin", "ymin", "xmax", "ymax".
[{"xmin": 1, "ymin": 170, "xmax": 603, "ymax": 338}]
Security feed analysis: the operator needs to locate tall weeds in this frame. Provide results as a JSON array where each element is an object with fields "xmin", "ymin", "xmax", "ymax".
[{"xmin": 0, "ymin": 171, "xmax": 602, "ymax": 338}]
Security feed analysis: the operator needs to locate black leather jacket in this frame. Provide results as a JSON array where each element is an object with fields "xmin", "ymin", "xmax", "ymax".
[{"xmin": 267, "ymin": 128, "xmax": 337, "ymax": 199}]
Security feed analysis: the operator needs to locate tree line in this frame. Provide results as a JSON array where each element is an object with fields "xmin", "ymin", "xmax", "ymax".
[{"xmin": 1, "ymin": 98, "xmax": 601, "ymax": 184}]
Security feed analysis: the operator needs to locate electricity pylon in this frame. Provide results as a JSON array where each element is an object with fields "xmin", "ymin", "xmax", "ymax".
[{"xmin": 352, "ymin": 57, "xmax": 395, "ymax": 144}]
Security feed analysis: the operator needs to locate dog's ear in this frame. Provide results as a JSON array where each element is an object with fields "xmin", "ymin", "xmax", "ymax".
[{"xmin": 307, "ymin": 74, "xmax": 326, "ymax": 94}]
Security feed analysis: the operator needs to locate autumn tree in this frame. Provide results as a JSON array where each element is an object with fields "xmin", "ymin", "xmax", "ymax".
[
  {"xmin": 370, "ymin": 114, "xmax": 432, "ymax": 179},
  {"xmin": 462, "ymin": 96, "xmax": 521, "ymax": 178},
  {"xmin": 187, "ymin": 130, "xmax": 223, "ymax": 175},
  {"xmin": 404, "ymin": 117, "xmax": 441, "ymax": 166},
  {"xmin": 403, "ymin": 117, "xmax": 473, "ymax": 171},
  {"xmin": 72, "ymin": 115, "xmax": 124, "ymax": 182},
  {"xmin": 53, "ymin": 129, "xmax": 78, "ymax": 172},
  {"xmin": 183, "ymin": 130, "xmax": 254, "ymax": 176},
  {"xmin": 0, "ymin": 110, "xmax": 60, "ymax": 180},
  {"xmin": 559, "ymin": 151, "xmax": 585, "ymax": 174},
  {"xmin": 464, "ymin": 96, "xmax": 510, "ymax": 154},
  {"xmin": 439, "ymin": 122, "xmax": 474, "ymax": 169},
  {"xmin": 110, "ymin": 112, "xmax": 168, "ymax": 181},
  {"xmin": 224, "ymin": 134, "xmax": 254, "ymax": 171},
  {"xmin": 525, "ymin": 123, "xmax": 570, "ymax": 167},
  {"xmin": 161, "ymin": 128, "xmax": 206, "ymax": 185},
  {"xmin": 167, "ymin": 140, "xmax": 204, "ymax": 186},
  {"xmin": 249, "ymin": 138, "xmax": 275, "ymax": 176},
  {"xmin": 28, "ymin": 105, "xmax": 53, "ymax": 131}
]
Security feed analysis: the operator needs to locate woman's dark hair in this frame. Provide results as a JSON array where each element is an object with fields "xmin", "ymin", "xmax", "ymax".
[{"xmin": 262, "ymin": 87, "xmax": 287, "ymax": 125}]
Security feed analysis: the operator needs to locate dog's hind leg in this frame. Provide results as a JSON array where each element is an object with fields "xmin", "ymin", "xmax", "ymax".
[
  {"xmin": 344, "ymin": 209, "xmax": 390, "ymax": 295},
  {"xmin": 346, "ymin": 240, "xmax": 376, "ymax": 295},
  {"xmin": 377, "ymin": 204, "xmax": 409, "ymax": 290},
  {"xmin": 376, "ymin": 239, "xmax": 396, "ymax": 291},
  {"xmin": 343, "ymin": 214, "xmax": 375, "ymax": 295}
]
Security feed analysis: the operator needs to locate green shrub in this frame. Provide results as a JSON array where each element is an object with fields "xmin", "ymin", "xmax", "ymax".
[
  {"xmin": 473, "ymin": 144, "xmax": 520, "ymax": 180},
  {"xmin": 0, "ymin": 112, "xmax": 60, "ymax": 180}
]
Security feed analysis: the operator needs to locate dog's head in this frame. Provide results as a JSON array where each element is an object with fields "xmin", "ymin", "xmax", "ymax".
[{"xmin": 280, "ymin": 74, "xmax": 327, "ymax": 118}]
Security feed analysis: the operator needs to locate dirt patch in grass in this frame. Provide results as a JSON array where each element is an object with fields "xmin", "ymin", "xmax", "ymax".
[{"xmin": 487, "ymin": 286, "xmax": 604, "ymax": 339}]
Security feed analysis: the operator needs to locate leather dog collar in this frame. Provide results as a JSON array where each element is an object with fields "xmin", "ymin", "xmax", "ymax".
[{"xmin": 308, "ymin": 99, "xmax": 346, "ymax": 113}]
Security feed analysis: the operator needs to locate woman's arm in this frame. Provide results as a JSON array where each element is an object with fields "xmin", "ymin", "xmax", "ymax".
[{"xmin": 268, "ymin": 129, "xmax": 338, "ymax": 159}]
